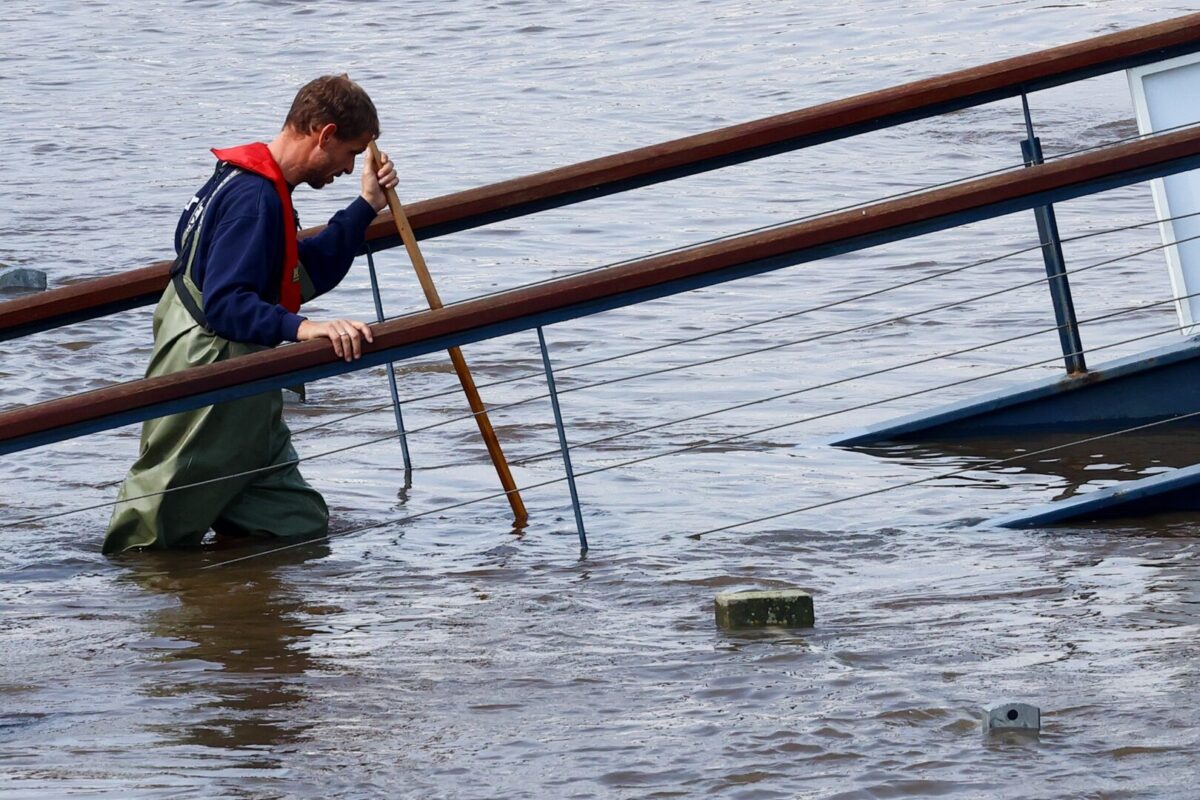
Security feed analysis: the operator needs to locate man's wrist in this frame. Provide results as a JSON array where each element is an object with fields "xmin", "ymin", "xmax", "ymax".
[{"xmin": 283, "ymin": 313, "xmax": 306, "ymax": 342}]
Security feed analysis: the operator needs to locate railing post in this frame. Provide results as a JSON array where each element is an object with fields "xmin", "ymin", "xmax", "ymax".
[
  {"xmin": 365, "ymin": 243, "xmax": 413, "ymax": 471},
  {"xmin": 536, "ymin": 327, "xmax": 588, "ymax": 553},
  {"xmin": 1020, "ymin": 92, "xmax": 1087, "ymax": 375}
]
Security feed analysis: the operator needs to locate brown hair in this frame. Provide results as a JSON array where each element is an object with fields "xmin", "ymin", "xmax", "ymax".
[{"xmin": 283, "ymin": 74, "xmax": 380, "ymax": 141}]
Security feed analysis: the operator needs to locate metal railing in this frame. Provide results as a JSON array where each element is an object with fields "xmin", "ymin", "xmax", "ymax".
[
  {"xmin": 2, "ymin": 12, "xmax": 1198, "ymax": 342},
  {"xmin": 4, "ymin": 124, "xmax": 1200, "ymax": 456},
  {"xmin": 4, "ymin": 14, "xmax": 1200, "ymax": 553}
]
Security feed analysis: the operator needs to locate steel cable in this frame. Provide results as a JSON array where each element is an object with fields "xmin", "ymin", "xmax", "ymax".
[
  {"xmin": 511, "ymin": 307, "xmax": 1194, "ymax": 467},
  {"xmin": 543, "ymin": 232, "xmax": 1200, "ymax": 395},
  {"xmin": 202, "ymin": 319, "xmax": 1200, "ymax": 570},
  {"xmin": 413, "ymin": 310, "xmax": 1197, "ymax": 473},
  {"xmin": 9, "ymin": 119, "xmax": 1197, "ymax": 554},
  {"xmin": 687, "ymin": 408, "xmax": 1200, "ymax": 540},
  {"xmin": 8, "ymin": 227, "xmax": 1197, "ymax": 528},
  {"xmin": 315, "ymin": 228, "xmax": 1200, "ymax": 449},
  {"xmin": 364, "ymin": 120, "xmax": 1200, "ymax": 319},
  {"xmin": 6, "ymin": 278, "xmax": 1193, "ymax": 532},
  {"xmin": 293, "ymin": 207, "xmax": 1200, "ymax": 439}
]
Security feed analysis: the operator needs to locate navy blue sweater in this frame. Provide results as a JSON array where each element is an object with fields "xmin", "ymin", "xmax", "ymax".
[{"xmin": 176, "ymin": 170, "xmax": 377, "ymax": 346}]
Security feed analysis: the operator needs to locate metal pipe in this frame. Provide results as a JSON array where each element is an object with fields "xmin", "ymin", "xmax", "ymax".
[
  {"xmin": 1020, "ymin": 92, "xmax": 1087, "ymax": 374},
  {"xmin": 365, "ymin": 242, "xmax": 413, "ymax": 471},
  {"xmin": 536, "ymin": 327, "xmax": 588, "ymax": 552}
]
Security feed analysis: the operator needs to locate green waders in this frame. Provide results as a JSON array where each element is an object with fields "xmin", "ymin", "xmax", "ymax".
[{"xmin": 103, "ymin": 250, "xmax": 328, "ymax": 555}]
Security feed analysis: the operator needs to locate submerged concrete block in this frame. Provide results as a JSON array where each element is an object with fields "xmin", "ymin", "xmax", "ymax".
[
  {"xmin": 983, "ymin": 703, "xmax": 1040, "ymax": 733},
  {"xmin": 0, "ymin": 266, "xmax": 47, "ymax": 292},
  {"xmin": 714, "ymin": 589, "xmax": 814, "ymax": 629}
]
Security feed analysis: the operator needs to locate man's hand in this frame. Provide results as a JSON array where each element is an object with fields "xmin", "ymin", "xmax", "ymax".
[
  {"xmin": 361, "ymin": 146, "xmax": 399, "ymax": 212},
  {"xmin": 297, "ymin": 318, "xmax": 374, "ymax": 362}
]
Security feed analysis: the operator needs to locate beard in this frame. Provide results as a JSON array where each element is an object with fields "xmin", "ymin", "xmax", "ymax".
[{"xmin": 303, "ymin": 169, "xmax": 340, "ymax": 190}]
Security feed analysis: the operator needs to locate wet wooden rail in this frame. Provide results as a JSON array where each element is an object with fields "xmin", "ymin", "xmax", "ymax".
[
  {"xmin": 2, "ymin": 12, "xmax": 1199, "ymax": 342},
  {"xmin": 5, "ymin": 124, "xmax": 1200, "ymax": 455}
]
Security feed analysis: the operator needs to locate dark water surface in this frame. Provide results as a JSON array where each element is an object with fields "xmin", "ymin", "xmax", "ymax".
[{"xmin": 2, "ymin": 1, "xmax": 1200, "ymax": 797}]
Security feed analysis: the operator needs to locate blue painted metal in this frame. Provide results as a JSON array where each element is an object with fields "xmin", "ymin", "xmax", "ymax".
[
  {"xmin": 536, "ymin": 327, "xmax": 588, "ymax": 552},
  {"xmin": 988, "ymin": 460, "xmax": 1200, "ymax": 527},
  {"xmin": 365, "ymin": 244, "xmax": 412, "ymax": 472},
  {"xmin": 8, "ymin": 150, "xmax": 1200, "ymax": 458},
  {"xmin": 833, "ymin": 335, "xmax": 1200, "ymax": 446},
  {"xmin": 1021, "ymin": 94, "xmax": 1086, "ymax": 375}
]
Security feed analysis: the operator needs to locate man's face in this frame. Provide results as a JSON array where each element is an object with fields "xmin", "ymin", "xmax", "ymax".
[{"xmin": 304, "ymin": 127, "xmax": 373, "ymax": 190}]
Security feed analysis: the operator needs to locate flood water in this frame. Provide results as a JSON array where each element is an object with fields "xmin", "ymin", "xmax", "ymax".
[{"xmin": 3, "ymin": 1, "xmax": 1200, "ymax": 797}]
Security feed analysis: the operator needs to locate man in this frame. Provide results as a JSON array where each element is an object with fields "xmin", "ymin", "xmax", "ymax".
[{"xmin": 104, "ymin": 74, "xmax": 398, "ymax": 554}]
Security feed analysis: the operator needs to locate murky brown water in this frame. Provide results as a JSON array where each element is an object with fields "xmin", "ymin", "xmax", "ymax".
[{"xmin": 3, "ymin": 1, "xmax": 1200, "ymax": 797}]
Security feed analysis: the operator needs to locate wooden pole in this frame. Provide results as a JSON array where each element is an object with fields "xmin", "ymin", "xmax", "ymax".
[{"xmin": 368, "ymin": 141, "xmax": 527, "ymax": 524}]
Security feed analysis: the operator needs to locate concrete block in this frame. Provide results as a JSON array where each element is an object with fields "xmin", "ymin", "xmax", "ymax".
[
  {"xmin": 714, "ymin": 589, "xmax": 814, "ymax": 629},
  {"xmin": 983, "ymin": 703, "xmax": 1040, "ymax": 733},
  {"xmin": 0, "ymin": 266, "xmax": 47, "ymax": 292}
]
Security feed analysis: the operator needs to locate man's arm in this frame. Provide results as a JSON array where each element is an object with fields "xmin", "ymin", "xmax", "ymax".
[
  {"xmin": 298, "ymin": 148, "xmax": 399, "ymax": 299},
  {"xmin": 292, "ymin": 147, "xmax": 397, "ymax": 360}
]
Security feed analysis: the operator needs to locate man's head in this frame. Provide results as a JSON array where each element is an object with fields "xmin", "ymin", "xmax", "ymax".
[{"xmin": 282, "ymin": 74, "xmax": 380, "ymax": 189}]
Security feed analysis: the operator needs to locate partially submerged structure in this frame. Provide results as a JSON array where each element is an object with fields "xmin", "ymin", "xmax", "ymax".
[{"xmin": 5, "ymin": 14, "xmax": 1200, "ymax": 542}]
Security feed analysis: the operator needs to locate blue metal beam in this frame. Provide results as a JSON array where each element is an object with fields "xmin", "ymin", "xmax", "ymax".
[
  {"xmin": 989, "ymin": 461, "xmax": 1200, "ymax": 527},
  {"xmin": 536, "ymin": 327, "xmax": 588, "ymax": 552},
  {"xmin": 365, "ymin": 243, "xmax": 413, "ymax": 472},
  {"xmin": 1020, "ymin": 93, "xmax": 1086, "ymax": 375},
  {"xmin": 833, "ymin": 336, "xmax": 1200, "ymax": 447}
]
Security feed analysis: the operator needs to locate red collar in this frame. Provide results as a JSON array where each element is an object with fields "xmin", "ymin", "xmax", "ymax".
[
  {"xmin": 210, "ymin": 143, "xmax": 302, "ymax": 314},
  {"xmin": 211, "ymin": 142, "xmax": 287, "ymax": 185}
]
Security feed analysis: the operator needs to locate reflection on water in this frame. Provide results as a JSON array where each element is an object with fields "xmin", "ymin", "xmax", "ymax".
[
  {"xmin": 119, "ymin": 543, "xmax": 334, "ymax": 759},
  {"xmin": 851, "ymin": 427, "xmax": 1200, "ymax": 501}
]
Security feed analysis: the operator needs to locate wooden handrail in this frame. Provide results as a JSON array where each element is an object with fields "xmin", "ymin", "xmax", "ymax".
[
  {"xmin": 2, "ymin": 12, "xmax": 1199, "ymax": 342},
  {"xmin": 5, "ymin": 124, "xmax": 1200, "ymax": 456}
]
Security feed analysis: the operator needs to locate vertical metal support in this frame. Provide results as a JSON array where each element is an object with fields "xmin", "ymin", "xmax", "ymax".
[
  {"xmin": 536, "ymin": 327, "xmax": 588, "ymax": 553},
  {"xmin": 1021, "ymin": 93, "xmax": 1087, "ymax": 375},
  {"xmin": 365, "ymin": 243, "xmax": 413, "ymax": 471}
]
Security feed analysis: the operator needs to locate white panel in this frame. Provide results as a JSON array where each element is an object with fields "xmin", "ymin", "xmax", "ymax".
[{"xmin": 1128, "ymin": 55, "xmax": 1200, "ymax": 333}]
